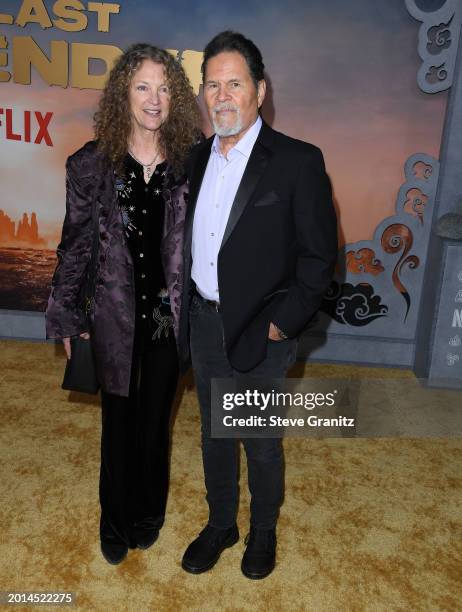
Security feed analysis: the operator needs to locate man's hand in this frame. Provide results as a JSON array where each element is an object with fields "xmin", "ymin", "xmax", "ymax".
[
  {"xmin": 63, "ymin": 333, "xmax": 90, "ymax": 359},
  {"xmin": 268, "ymin": 322, "xmax": 286, "ymax": 341}
]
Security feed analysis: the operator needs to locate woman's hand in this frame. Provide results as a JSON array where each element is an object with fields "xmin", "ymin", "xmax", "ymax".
[{"xmin": 63, "ymin": 333, "xmax": 90, "ymax": 359}]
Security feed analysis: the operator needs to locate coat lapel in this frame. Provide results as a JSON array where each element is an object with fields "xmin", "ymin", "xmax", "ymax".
[{"xmin": 219, "ymin": 124, "xmax": 273, "ymax": 251}]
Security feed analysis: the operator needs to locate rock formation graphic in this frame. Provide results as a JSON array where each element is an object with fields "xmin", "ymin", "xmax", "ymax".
[{"xmin": 0, "ymin": 210, "xmax": 45, "ymax": 246}]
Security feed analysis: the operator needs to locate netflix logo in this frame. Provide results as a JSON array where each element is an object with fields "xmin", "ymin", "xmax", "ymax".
[{"xmin": 0, "ymin": 108, "xmax": 53, "ymax": 146}]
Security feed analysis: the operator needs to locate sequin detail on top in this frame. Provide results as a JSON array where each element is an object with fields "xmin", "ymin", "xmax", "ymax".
[{"xmin": 117, "ymin": 155, "xmax": 174, "ymax": 347}]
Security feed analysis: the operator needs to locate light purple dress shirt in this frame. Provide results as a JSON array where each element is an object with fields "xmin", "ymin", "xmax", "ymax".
[{"xmin": 191, "ymin": 116, "xmax": 262, "ymax": 301}]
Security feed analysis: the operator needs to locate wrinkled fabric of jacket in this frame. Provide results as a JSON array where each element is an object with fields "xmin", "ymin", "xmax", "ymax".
[{"xmin": 46, "ymin": 141, "xmax": 187, "ymax": 397}]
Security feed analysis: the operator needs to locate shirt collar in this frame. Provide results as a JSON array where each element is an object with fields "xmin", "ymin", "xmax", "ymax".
[{"xmin": 211, "ymin": 115, "xmax": 262, "ymax": 159}]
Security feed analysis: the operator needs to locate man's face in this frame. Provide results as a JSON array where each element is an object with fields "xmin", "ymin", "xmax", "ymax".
[{"xmin": 203, "ymin": 51, "xmax": 265, "ymax": 139}]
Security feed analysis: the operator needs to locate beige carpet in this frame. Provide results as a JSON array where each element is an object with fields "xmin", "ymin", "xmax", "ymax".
[{"xmin": 0, "ymin": 340, "xmax": 461, "ymax": 611}]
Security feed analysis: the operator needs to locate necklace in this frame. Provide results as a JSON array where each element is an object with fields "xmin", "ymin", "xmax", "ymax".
[{"xmin": 129, "ymin": 149, "xmax": 160, "ymax": 180}]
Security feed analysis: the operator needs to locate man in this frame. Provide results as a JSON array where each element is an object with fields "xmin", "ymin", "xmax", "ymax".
[{"xmin": 179, "ymin": 31, "xmax": 337, "ymax": 579}]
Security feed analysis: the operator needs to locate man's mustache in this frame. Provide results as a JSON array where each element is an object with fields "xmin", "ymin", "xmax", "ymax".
[{"xmin": 213, "ymin": 104, "xmax": 239, "ymax": 113}]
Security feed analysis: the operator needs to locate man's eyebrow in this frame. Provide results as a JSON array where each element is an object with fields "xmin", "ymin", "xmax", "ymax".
[{"xmin": 205, "ymin": 77, "xmax": 242, "ymax": 83}]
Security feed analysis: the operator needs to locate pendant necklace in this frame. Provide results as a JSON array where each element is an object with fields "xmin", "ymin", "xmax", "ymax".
[{"xmin": 129, "ymin": 150, "xmax": 160, "ymax": 181}]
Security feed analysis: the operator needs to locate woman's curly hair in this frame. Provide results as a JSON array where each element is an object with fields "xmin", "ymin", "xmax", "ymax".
[{"xmin": 94, "ymin": 43, "xmax": 201, "ymax": 176}]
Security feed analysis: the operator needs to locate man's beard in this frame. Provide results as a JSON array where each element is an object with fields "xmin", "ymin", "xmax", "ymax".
[{"xmin": 212, "ymin": 104, "xmax": 242, "ymax": 137}]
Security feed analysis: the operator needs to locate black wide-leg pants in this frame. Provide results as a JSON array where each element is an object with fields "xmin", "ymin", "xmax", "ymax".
[{"xmin": 99, "ymin": 341, "xmax": 178, "ymax": 548}]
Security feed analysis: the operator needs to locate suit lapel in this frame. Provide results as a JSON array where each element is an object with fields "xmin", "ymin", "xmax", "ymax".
[
  {"xmin": 184, "ymin": 140, "xmax": 212, "ymax": 256},
  {"xmin": 220, "ymin": 125, "xmax": 273, "ymax": 251}
]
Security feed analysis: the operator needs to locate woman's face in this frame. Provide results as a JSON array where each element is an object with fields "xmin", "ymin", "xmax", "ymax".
[{"xmin": 129, "ymin": 59, "xmax": 171, "ymax": 135}]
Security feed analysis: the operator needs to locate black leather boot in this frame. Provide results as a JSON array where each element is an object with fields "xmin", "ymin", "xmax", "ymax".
[
  {"xmin": 182, "ymin": 524, "xmax": 239, "ymax": 573},
  {"xmin": 241, "ymin": 528, "xmax": 276, "ymax": 579}
]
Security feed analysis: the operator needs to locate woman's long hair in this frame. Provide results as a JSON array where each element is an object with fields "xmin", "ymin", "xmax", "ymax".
[{"xmin": 94, "ymin": 43, "xmax": 201, "ymax": 175}]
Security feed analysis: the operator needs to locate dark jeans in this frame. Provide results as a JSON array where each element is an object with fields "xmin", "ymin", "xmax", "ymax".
[
  {"xmin": 190, "ymin": 294, "xmax": 297, "ymax": 530},
  {"xmin": 99, "ymin": 340, "xmax": 178, "ymax": 548}
]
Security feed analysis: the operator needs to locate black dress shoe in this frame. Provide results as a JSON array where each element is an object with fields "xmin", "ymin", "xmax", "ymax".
[
  {"xmin": 182, "ymin": 524, "xmax": 239, "ymax": 573},
  {"xmin": 134, "ymin": 518, "xmax": 162, "ymax": 550},
  {"xmin": 100, "ymin": 539, "xmax": 128, "ymax": 565},
  {"xmin": 241, "ymin": 528, "xmax": 276, "ymax": 579}
]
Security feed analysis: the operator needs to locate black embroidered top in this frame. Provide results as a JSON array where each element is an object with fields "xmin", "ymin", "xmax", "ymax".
[{"xmin": 117, "ymin": 154, "xmax": 174, "ymax": 348}]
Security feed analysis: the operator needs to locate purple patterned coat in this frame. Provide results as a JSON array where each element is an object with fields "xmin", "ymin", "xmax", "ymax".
[{"xmin": 46, "ymin": 141, "xmax": 187, "ymax": 397}]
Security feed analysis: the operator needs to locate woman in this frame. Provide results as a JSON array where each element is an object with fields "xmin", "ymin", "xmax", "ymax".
[{"xmin": 46, "ymin": 44, "xmax": 201, "ymax": 565}]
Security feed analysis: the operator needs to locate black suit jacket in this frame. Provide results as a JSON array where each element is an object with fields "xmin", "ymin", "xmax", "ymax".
[{"xmin": 179, "ymin": 121, "xmax": 337, "ymax": 372}]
